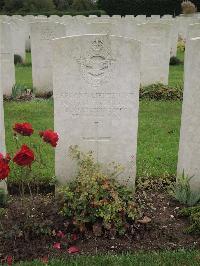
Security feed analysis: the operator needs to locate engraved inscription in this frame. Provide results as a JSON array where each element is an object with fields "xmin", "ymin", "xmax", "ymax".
[
  {"xmin": 83, "ymin": 121, "xmax": 111, "ymax": 161},
  {"xmin": 54, "ymin": 92, "xmax": 134, "ymax": 118},
  {"xmin": 77, "ymin": 39, "xmax": 115, "ymax": 86}
]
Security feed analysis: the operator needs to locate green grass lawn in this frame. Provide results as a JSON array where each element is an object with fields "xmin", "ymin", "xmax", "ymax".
[
  {"xmin": 16, "ymin": 49, "xmax": 184, "ymax": 90},
  {"xmin": 15, "ymin": 250, "xmax": 200, "ymax": 266},
  {"xmin": 8, "ymin": 46, "xmax": 198, "ymax": 266},
  {"xmin": 169, "ymin": 49, "xmax": 184, "ymax": 87},
  {"xmin": 15, "ymin": 53, "xmax": 33, "ymax": 88},
  {"xmin": 8, "ymin": 49, "xmax": 184, "ymax": 184},
  {"xmin": 4, "ymin": 99, "xmax": 181, "ymax": 184}
]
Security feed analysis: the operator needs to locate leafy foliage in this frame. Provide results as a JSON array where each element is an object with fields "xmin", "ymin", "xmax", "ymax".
[
  {"xmin": 4, "ymin": 0, "xmax": 55, "ymax": 11},
  {"xmin": 169, "ymin": 172, "xmax": 200, "ymax": 206},
  {"xmin": 72, "ymin": 0, "xmax": 95, "ymax": 11},
  {"xmin": 11, "ymin": 84, "xmax": 34, "ymax": 99},
  {"xmin": 140, "ymin": 83, "xmax": 183, "ymax": 101},
  {"xmin": 1, "ymin": 0, "xmax": 97, "ymax": 12},
  {"xmin": 14, "ymin": 54, "xmax": 23, "ymax": 65},
  {"xmin": 181, "ymin": 0, "xmax": 197, "ymax": 14},
  {"xmin": 170, "ymin": 56, "xmax": 182, "ymax": 66},
  {"xmin": 137, "ymin": 174, "xmax": 175, "ymax": 191},
  {"xmin": 180, "ymin": 205, "xmax": 200, "ymax": 234},
  {"xmin": 98, "ymin": 0, "xmax": 200, "ymax": 16},
  {"xmin": 58, "ymin": 146, "xmax": 139, "ymax": 236},
  {"xmin": 177, "ymin": 39, "xmax": 185, "ymax": 52}
]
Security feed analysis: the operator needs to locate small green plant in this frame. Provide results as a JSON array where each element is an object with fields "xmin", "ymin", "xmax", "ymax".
[
  {"xmin": 58, "ymin": 146, "xmax": 139, "ymax": 236},
  {"xmin": 178, "ymin": 39, "xmax": 185, "ymax": 52},
  {"xmin": 180, "ymin": 206, "xmax": 200, "ymax": 234},
  {"xmin": 140, "ymin": 83, "xmax": 183, "ymax": 101},
  {"xmin": 14, "ymin": 54, "xmax": 23, "ymax": 65},
  {"xmin": 12, "ymin": 84, "xmax": 34, "ymax": 99},
  {"xmin": 169, "ymin": 172, "xmax": 200, "ymax": 206},
  {"xmin": 170, "ymin": 56, "xmax": 182, "ymax": 66}
]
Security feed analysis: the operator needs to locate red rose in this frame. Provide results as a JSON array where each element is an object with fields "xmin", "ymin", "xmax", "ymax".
[
  {"xmin": 13, "ymin": 145, "xmax": 35, "ymax": 167},
  {"xmin": 67, "ymin": 246, "xmax": 80, "ymax": 254},
  {"xmin": 39, "ymin": 130, "xmax": 59, "ymax": 147},
  {"xmin": 7, "ymin": 256, "xmax": 13, "ymax": 266},
  {"xmin": 13, "ymin": 122, "xmax": 34, "ymax": 136},
  {"xmin": 0, "ymin": 154, "xmax": 10, "ymax": 180}
]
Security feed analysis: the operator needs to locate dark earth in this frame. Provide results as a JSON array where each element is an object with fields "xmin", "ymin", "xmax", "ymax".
[{"xmin": 0, "ymin": 187, "xmax": 199, "ymax": 263}]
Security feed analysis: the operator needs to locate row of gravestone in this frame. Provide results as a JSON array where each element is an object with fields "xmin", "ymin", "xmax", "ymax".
[
  {"xmin": 1, "ymin": 16, "xmax": 200, "ymax": 192},
  {"xmin": 1, "ymin": 14, "xmax": 200, "ymax": 95},
  {"xmin": 0, "ymin": 31, "xmax": 200, "ymax": 193}
]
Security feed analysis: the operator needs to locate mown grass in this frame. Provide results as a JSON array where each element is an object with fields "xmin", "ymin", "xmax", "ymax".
[
  {"xmin": 4, "ymin": 100, "xmax": 54, "ymax": 184},
  {"xmin": 16, "ymin": 49, "xmax": 185, "ymax": 90},
  {"xmin": 15, "ymin": 250, "xmax": 200, "ymax": 266},
  {"xmin": 169, "ymin": 49, "xmax": 184, "ymax": 87},
  {"xmin": 9, "ymin": 49, "xmax": 184, "ymax": 184},
  {"xmin": 137, "ymin": 100, "xmax": 181, "ymax": 178},
  {"xmin": 4, "ymin": 99, "xmax": 181, "ymax": 184},
  {"xmin": 15, "ymin": 52, "xmax": 33, "ymax": 88}
]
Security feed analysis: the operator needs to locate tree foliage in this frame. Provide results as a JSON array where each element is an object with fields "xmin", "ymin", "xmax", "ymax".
[
  {"xmin": 0, "ymin": 0, "xmax": 96, "ymax": 12},
  {"xmin": 97, "ymin": 0, "xmax": 200, "ymax": 16}
]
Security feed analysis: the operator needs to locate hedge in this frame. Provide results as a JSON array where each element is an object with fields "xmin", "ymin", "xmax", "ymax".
[
  {"xmin": 0, "ymin": 9, "xmax": 106, "ymax": 16},
  {"xmin": 97, "ymin": 0, "xmax": 200, "ymax": 16}
]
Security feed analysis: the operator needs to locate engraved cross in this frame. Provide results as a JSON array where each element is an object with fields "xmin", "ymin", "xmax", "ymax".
[{"xmin": 83, "ymin": 121, "xmax": 111, "ymax": 162}]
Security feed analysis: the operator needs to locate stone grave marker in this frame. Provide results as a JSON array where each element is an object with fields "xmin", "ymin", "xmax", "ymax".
[{"xmin": 52, "ymin": 34, "xmax": 141, "ymax": 188}]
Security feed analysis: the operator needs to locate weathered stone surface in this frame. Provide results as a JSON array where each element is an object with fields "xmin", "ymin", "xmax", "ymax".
[
  {"xmin": 10, "ymin": 18, "xmax": 26, "ymax": 61},
  {"xmin": 0, "ymin": 22, "xmax": 15, "ymax": 95},
  {"xmin": 177, "ymin": 37, "xmax": 200, "ymax": 192},
  {"xmin": 30, "ymin": 21, "xmax": 66, "ymax": 92},
  {"xmin": 53, "ymin": 34, "xmax": 141, "ymax": 188},
  {"xmin": 136, "ymin": 22, "xmax": 171, "ymax": 86},
  {"xmin": 0, "ymin": 37, "xmax": 6, "ymax": 191},
  {"xmin": 187, "ymin": 23, "xmax": 200, "ymax": 40}
]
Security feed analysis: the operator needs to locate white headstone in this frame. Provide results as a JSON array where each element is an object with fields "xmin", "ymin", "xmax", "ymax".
[
  {"xmin": 0, "ymin": 22, "xmax": 15, "ymax": 95},
  {"xmin": 136, "ymin": 22, "xmax": 171, "ymax": 86},
  {"xmin": 135, "ymin": 15, "xmax": 146, "ymax": 23},
  {"xmin": 187, "ymin": 23, "xmax": 200, "ymax": 40},
  {"xmin": 30, "ymin": 21, "xmax": 66, "ymax": 93},
  {"xmin": 178, "ymin": 15, "xmax": 197, "ymax": 40},
  {"xmin": 150, "ymin": 15, "xmax": 161, "ymax": 21},
  {"xmin": 23, "ymin": 15, "xmax": 35, "ymax": 51},
  {"xmin": 85, "ymin": 22, "xmax": 113, "ymax": 35},
  {"xmin": 53, "ymin": 34, "xmax": 141, "ymax": 187},
  {"xmin": 160, "ymin": 18, "xmax": 179, "ymax": 57},
  {"xmin": 37, "ymin": 15, "xmax": 47, "ymax": 19},
  {"xmin": 0, "ymin": 29, "xmax": 6, "ymax": 191},
  {"xmin": 162, "ymin": 15, "xmax": 173, "ymax": 19},
  {"xmin": 101, "ymin": 15, "xmax": 110, "ymax": 18},
  {"xmin": 10, "ymin": 18, "xmax": 26, "ymax": 61},
  {"xmin": 49, "ymin": 15, "xmax": 62, "ymax": 23},
  {"xmin": 177, "ymin": 37, "xmax": 200, "ymax": 192},
  {"xmin": 112, "ymin": 15, "xmax": 121, "ymax": 19}
]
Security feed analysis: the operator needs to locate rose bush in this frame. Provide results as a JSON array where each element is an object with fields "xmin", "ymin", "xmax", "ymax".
[
  {"xmin": 13, "ymin": 144, "xmax": 35, "ymax": 167},
  {"xmin": 13, "ymin": 122, "xmax": 34, "ymax": 136},
  {"xmin": 39, "ymin": 129, "xmax": 59, "ymax": 147},
  {"xmin": 0, "ymin": 121, "xmax": 59, "ymax": 198},
  {"xmin": 0, "ymin": 154, "xmax": 11, "ymax": 180}
]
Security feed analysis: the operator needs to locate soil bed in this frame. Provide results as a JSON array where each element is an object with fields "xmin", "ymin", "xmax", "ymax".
[{"xmin": 0, "ymin": 189, "xmax": 199, "ymax": 263}]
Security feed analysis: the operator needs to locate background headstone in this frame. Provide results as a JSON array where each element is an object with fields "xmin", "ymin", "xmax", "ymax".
[
  {"xmin": 0, "ymin": 22, "xmax": 15, "ymax": 95},
  {"xmin": 31, "ymin": 21, "xmax": 66, "ymax": 93},
  {"xmin": 136, "ymin": 22, "xmax": 171, "ymax": 86},
  {"xmin": 10, "ymin": 18, "xmax": 26, "ymax": 62},
  {"xmin": 177, "ymin": 37, "xmax": 200, "ymax": 192}
]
